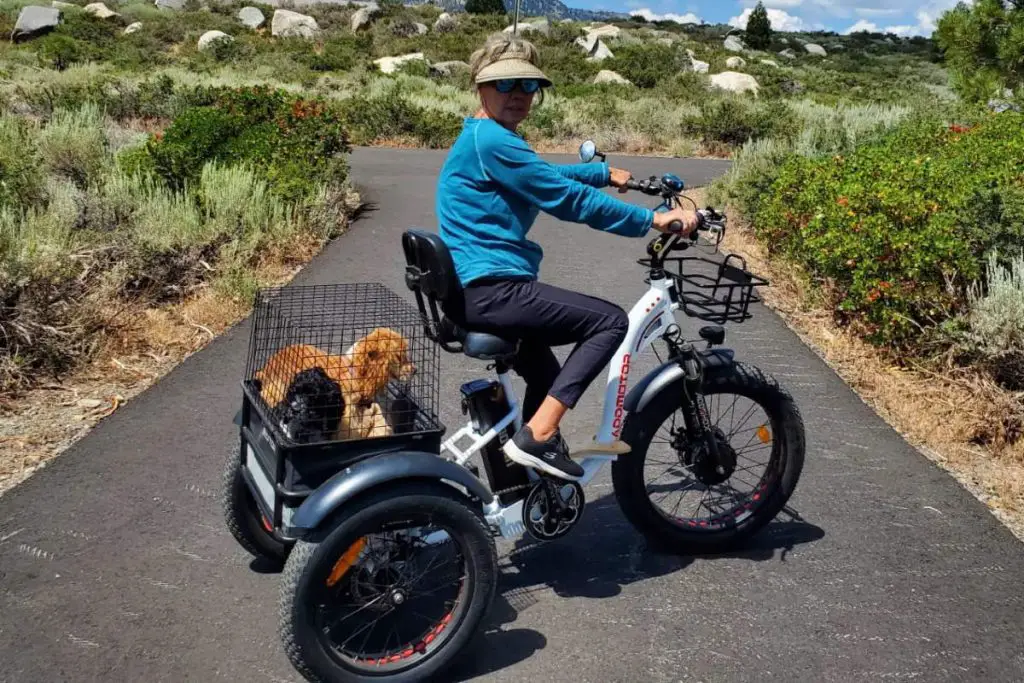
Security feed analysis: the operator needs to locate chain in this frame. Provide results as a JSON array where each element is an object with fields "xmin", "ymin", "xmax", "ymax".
[{"xmin": 490, "ymin": 482, "xmax": 535, "ymax": 498}]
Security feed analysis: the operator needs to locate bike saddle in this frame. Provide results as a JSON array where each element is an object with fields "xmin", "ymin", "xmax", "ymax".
[{"xmin": 440, "ymin": 317, "xmax": 520, "ymax": 362}]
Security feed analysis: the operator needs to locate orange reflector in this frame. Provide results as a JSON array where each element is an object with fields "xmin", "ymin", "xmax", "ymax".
[
  {"xmin": 757, "ymin": 424, "xmax": 771, "ymax": 443},
  {"xmin": 327, "ymin": 537, "xmax": 366, "ymax": 587}
]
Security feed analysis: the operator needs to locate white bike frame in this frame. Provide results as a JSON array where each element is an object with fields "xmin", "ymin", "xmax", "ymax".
[{"xmin": 439, "ymin": 272, "xmax": 682, "ymax": 538}]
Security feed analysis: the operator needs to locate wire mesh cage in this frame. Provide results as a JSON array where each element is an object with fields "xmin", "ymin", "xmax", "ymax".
[
  {"xmin": 244, "ymin": 282, "xmax": 443, "ymax": 447},
  {"xmin": 644, "ymin": 253, "xmax": 769, "ymax": 324}
]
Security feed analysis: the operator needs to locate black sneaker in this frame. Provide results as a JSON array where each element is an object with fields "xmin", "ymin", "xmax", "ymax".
[{"xmin": 502, "ymin": 426, "xmax": 584, "ymax": 481}]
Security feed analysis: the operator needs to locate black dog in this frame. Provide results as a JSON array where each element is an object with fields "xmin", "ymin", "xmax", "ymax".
[{"xmin": 277, "ymin": 367, "xmax": 344, "ymax": 444}]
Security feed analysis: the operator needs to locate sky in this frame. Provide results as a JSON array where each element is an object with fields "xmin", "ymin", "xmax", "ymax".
[{"xmin": 574, "ymin": 0, "xmax": 966, "ymax": 37}]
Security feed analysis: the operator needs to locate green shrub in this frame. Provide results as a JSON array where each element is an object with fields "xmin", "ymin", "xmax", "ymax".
[
  {"xmin": 35, "ymin": 103, "xmax": 109, "ymax": 189},
  {"xmin": 606, "ymin": 43, "xmax": 688, "ymax": 89},
  {"xmin": 754, "ymin": 111, "xmax": 1024, "ymax": 349},
  {"xmin": 337, "ymin": 86, "xmax": 461, "ymax": 148},
  {"xmin": 0, "ymin": 115, "xmax": 47, "ymax": 211},
  {"xmin": 682, "ymin": 97, "xmax": 798, "ymax": 147},
  {"xmin": 145, "ymin": 86, "xmax": 351, "ymax": 202},
  {"xmin": 962, "ymin": 251, "xmax": 1024, "ymax": 389}
]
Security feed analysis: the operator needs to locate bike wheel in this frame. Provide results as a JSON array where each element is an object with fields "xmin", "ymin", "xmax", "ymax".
[
  {"xmin": 278, "ymin": 480, "xmax": 498, "ymax": 683},
  {"xmin": 221, "ymin": 441, "xmax": 291, "ymax": 566},
  {"xmin": 612, "ymin": 361, "xmax": 805, "ymax": 554}
]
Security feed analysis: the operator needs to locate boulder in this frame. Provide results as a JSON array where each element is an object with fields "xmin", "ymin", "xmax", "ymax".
[
  {"xmin": 391, "ymin": 19, "xmax": 422, "ymax": 37},
  {"xmin": 273, "ymin": 9, "xmax": 319, "ymax": 38},
  {"xmin": 124, "ymin": 21, "xmax": 142, "ymax": 34},
  {"xmin": 780, "ymin": 79, "xmax": 805, "ymax": 94},
  {"xmin": 154, "ymin": 0, "xmax": 184, "ymax": 9},
  {"xmin": 759, "ymin": 59, "xmax": 778, "ymax": 67},
  {"xmin": 690, "ymin": 58, "xmax": 709, "ymax": 74},
  {"xmin": 12, "ymin": 6, "xmax": 61, "ymax": 41},
  {"xmin": 779, "ymin": 48, "xmax": 797, "ymax": 59},
  {"xmin": 586, "ymin": 24, "xmax": 620, "ymax": 40},
  {"xmin": 575, "ymin": 34, "xmax": 613, "ymax": 61},
  {"xmin": 350, "ymin": 4, "xmax": 379, "ymax": 32},
  {"xmin": 804, "ymin": 43, "xmax": 827, "ymax": 56},
  {"xmin": 413, "ymin": 22, "xmax": 428, "ymax": 35},
  {"xmin": 84, "ymin": 2, "xmax": 118, "ymax": 18},
  {"xmin": 198, "ymin": 30, "xmax": 233, "ymax": 51},
  {"xmin": 988, "ymin": 98, "xmax": 1022, "ymax": 114},
  {"xmin": 238, "ymin": 6, "xmax": 265, "ymax": 29},
  {"xmin": 725, "ymin": 56, "xmax": 746, "ymax": 69},
  {"xmin": 430, "ymin": 60, "xmax": 469, "ymax": 77},
  {"xmin": 374, "ymin": 52, "xmax": 425, "ymax": 75},
  {"xmin": 433, "ymin": 12, "xmax": 457, "ymax": 33},
  {"xmin": 593, "ymin": 69, "xmax": 632, "ymax": 85},
  {"xmin": 724, "ymin": 34, "xmax": 746, "ymax": 52},
  {"xmin": 504, "ymin": 17, "xmax": 549, "ymax": 37},
  {"xmin": 709, "ymin": 71, "xmax": 760, "ymax": 95}
]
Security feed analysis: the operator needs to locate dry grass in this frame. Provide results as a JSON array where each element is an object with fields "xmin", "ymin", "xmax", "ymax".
[
  {"xmin": 0, "ymin": 215, "xmax": 339, "ymax": 497},
  {"xmin": 683, "ymin": 186, "xmax": 1024, "ymax": 540}
]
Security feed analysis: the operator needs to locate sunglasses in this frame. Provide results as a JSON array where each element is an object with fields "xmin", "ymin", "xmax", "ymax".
[{"xmin": 493, "ymin": 79, "xmax": 542, "ymax": 94}]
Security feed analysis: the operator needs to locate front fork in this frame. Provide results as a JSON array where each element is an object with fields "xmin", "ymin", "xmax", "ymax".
[{"xmin": 668, "ymin": 338, "xmax": 721, "ymax": 463}]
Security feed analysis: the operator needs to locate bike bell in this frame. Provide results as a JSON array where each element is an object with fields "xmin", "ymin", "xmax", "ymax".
[{"xmin": 661, "ymin": 174, "xmax": 685, "ymax": 192}]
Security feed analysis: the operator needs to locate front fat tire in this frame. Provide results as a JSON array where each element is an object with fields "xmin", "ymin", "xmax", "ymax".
[
  {"xmin": 279, "ymin": 481, "xmax": 499, "ymax": 683},
  {"xmin": 612, "ymin": 361, "xmax": 805, "ymax": 554}
]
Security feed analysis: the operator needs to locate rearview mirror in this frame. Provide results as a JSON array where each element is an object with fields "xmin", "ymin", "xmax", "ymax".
[{"xmin": 578, "ymin": 140, "xmax": 598, "ymax": 163}]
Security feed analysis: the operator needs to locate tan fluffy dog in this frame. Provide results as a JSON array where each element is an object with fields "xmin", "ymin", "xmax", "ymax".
[
  {"xmin": 255, "ymin": 343, "xmax": 353, "ymax": 408},
  {"xmin": 342, "ymin": 327, "xmax": 416, "ymax": 404},
  {"xmin": 254, "ymin": 328, "xmax": 415, "ymax": 442}
]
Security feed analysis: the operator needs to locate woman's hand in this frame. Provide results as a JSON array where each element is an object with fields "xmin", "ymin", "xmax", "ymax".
[
  {"xmin": 652, "ymin": 207, "xmax": 700, "ymax": 235},
  {"xmin": 608, "ymin": 167, "xmax": 633, "ymax": 193}
]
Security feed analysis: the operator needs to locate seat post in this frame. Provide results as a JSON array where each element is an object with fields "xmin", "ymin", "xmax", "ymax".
[{"xmin": 493, "ymin": 360, "xmax": 522, "ymax": 432}]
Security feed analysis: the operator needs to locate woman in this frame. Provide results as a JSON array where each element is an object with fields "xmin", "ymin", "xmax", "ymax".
[{"xmin": 436, "ymin": 33, "xmax": 699, "ymax": 481}]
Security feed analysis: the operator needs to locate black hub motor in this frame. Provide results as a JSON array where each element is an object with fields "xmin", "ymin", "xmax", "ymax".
[{"xmin": 672, "ymin": 427, "xmax": 738, "ymax": 486}]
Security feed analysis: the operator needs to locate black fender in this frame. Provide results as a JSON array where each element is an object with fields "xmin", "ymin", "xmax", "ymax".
[
  {"xmin": 285, "ymin": 451, "xmax": 495, "ymax": 537},
  {"xmin": 624, "ymin": 348, "xmax": 736, "ymax": 415}
]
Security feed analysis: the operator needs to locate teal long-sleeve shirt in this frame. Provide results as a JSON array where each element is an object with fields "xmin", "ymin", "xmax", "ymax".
[{"xmin": 436, "ymin": 117, "xmax": 654, "ymax": 287}]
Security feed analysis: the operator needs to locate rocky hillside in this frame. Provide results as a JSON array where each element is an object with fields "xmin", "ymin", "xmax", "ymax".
[{"xmin": 406, "ymin": 0, "xmax": 626, "ymax": 22}]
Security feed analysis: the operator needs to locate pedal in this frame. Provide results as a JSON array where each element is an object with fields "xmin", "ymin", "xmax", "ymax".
[{"xmin": 568, "ymin": 439, "xmax": 632, "ymax": 459}]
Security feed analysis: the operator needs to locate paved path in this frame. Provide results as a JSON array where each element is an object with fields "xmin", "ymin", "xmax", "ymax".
[{"xmin": 2, "ymin": 148, "xmax": 1023, "ymax": 683}]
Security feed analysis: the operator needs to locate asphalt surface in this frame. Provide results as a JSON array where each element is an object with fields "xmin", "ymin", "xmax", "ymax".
[{"xmin": 2, "ymin": 147, "xmax": 1023, "ymax": 683}]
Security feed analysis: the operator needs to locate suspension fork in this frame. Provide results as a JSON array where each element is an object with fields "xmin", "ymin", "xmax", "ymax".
[{"xmin": 672, "ymin": 341, "xmax": 721, "ymax": 463}]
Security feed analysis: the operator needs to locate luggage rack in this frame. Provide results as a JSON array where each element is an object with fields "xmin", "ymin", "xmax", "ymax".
[{"xmin": 640, "ymin": 253, "xmax": 769, "ymax": 324}]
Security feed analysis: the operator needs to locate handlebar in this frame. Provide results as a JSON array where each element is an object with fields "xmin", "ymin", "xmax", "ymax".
[{"xmin": 622, "ymin": 175, "xmax": 726, "ymax": 238}]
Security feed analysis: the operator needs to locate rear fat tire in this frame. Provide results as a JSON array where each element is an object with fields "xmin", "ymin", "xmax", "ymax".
[
  {"xmin": 221, "ymin": 440, "xmax": 291, "ymax": 566},
  {"xmin": 612, "ymin": 361, "xmax": 805, "ymax": 554},
  {"xmin": 278, "ymin": 480, "xmax": 498, "ymax": 683}
]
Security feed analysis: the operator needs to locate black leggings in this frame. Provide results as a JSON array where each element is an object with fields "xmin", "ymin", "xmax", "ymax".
[{"xmin": 450, "ymin": 279, "xmax": 629, "ymax": 423}]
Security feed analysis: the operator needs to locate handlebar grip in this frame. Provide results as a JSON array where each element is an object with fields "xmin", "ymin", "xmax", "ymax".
[{"xmin": 668, "ymin": 220, "xmax": 682, "ymax": 233}]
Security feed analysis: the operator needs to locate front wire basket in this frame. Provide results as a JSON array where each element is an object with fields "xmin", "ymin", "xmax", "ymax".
[{"xmin": 644, "ymin": 253, "xmax": 769, "ymax": 324}]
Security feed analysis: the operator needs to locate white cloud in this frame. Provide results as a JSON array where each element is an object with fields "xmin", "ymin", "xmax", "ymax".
[
  {"xmin": 728, "ymin": 7, "xmax": 817, "ymax": 32},
  {"xmin": 750, "ymin": 0, "xmax": 806, "ymax": 7},
  {"xmin": 629, "ymin": 8, "xmax": 702, "ymax": 24},
  {"xmin": 854, "ymin": 7, "xmax": 902, "ymax": 17},
  {"xmin": 843, "ymin": 8, "xmax": 941, "ymax": 36},
  {"xmin": 844, "ymin": 19, "xmax": 879, "ymax": 33}
]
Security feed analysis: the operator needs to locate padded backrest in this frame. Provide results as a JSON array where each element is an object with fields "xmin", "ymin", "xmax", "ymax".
[
  {"xmin": 402, "ymin": 229, "xmax": 460, "ymax": 303},
  {"xmin": 402, "ymin": 228, "xmax": 464, "ymax": 352}
]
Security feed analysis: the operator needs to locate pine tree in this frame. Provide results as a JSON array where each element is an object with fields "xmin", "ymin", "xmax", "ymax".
[
  {"xmin": 465, "ymin": 0, "xmax": 507, "ymax": 15},
  {"xmin": 746, "ymin": 2, "xmax": 773, "ymax": 50}
]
